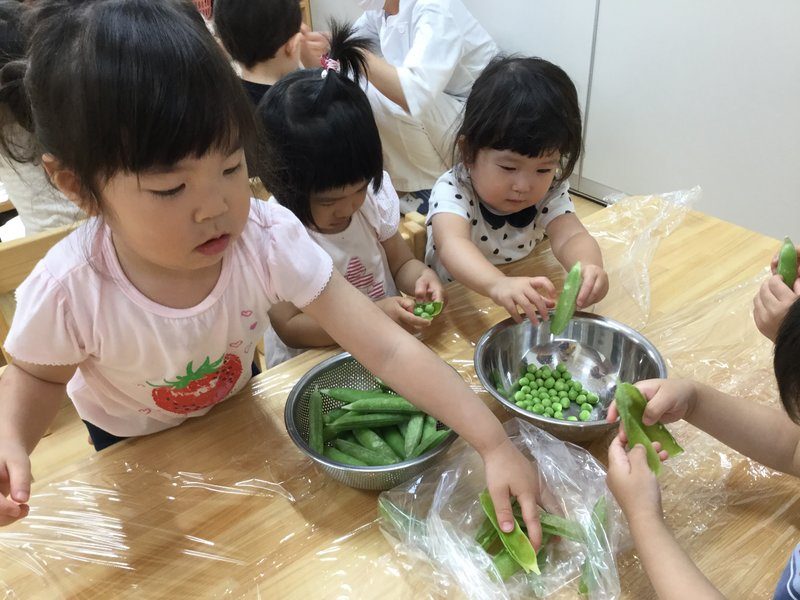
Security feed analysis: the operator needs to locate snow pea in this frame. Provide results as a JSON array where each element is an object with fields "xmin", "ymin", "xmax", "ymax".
[
  {"xmin": 380, "ymin": 426, "xmax": 406, "ymax": 459},
  {"xmin": 324, "ymin": 446, "xmax": 367, "ymax": 466},
  {"xmin": 550, "ymin": 261, "xmax": 582, "ymax": 335},
  {"xmin": 478, "ymin": 490, "xmax": 540, "ymax": 575},
  {"xmin": 404, "ymin": 414, "xmax": 425, "ymax": 458},
  {"xmin": 323, "ymin": 412, "xmax": 411, "ymax": 441},
  {"xmin": 421, "ymin": 415, "xmax": 438, "ymax": 439},
  {"xmin": 777, "ymin": 236, "xmax": 797, "ymax": 288},
  {"xmin": 333, "ymin": 439, "xmax": 398, "ymax": 466},
  {"xmin": 408, "ymin": 428, "xmax": 450, "ymax": 458},
  {"xmin": 354, "ymin": 428, "xmax": 401, "ymax": 462},
  {"xmin": 307, "ymin": 390, "xmax": 324, "ymax": 454},
  {"xmin": 342, "ymin": 397, "xmax": 422, "ymax": 414},
  {"xmin": 615, "ymin": 382, "xmax": 683, "ymax": 474},
  {"xmin": 490, "ymin": 533, "xmax": 552, "ymax": 582},
  {"xmin": 322, "ymin": 407, "xmax": 348, "ymax": 425}
]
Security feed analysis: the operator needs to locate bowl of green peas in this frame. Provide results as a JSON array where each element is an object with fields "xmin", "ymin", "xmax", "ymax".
[{"xmin": 474, "ymin": 311, "xmax": 667, "ymax": 442}]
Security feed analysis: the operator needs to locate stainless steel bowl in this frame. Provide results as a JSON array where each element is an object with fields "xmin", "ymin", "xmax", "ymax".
[
  {"xmin": 284, "ymin": 352, "xmax": 458, "ymax": 491},
  {"xmin": 474, "ymin": 312, "xmax": 667, "ymax": 442}
]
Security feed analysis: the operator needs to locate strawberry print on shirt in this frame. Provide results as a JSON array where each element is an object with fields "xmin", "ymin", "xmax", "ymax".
[{"xmin": 150, "ymin": 353, "xmax": 243, "ymax": 414}]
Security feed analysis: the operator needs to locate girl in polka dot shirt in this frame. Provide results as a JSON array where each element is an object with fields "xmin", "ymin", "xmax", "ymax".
[{"xmin": 425, "ymin": 56, "xmax": 608, "ymax": 324}]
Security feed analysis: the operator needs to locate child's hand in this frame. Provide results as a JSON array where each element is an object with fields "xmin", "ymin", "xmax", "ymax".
[
  {"xmin": 489, "ymin": 276, "xmax": 556, "ymax": 325},
  {"xmin": 607, "ymin": 378, "xmax": 697, "ymax": 428},
  {"xmin": 482, "ymin": 437, "xmax": 555, "ymax": 549},
  {"xmin": 299, "ymin": 23, "xmax": 330, "ymax": 69},
  {"xmin": 606, "ymin": 436, "xmax": 662, "ymax": 524},
  {"xmin": 0, "ymin": 441, "xmax": 31, "ymax": 526},
  {"xmin": 375, "ymin": 296, "xmax": 431, "ymax": 332},
  {"xmin": 770, "ymin": 243, "xmax": 800, "ymax": 276},
  {"xmin": 576, "ymin": 264, "xmax": 609, "ymax": 308},
  {"xmin": 414, "ymin": 267, "xmax": 446, "ymax": 304},
  {"xmin": 753, "ymin": 274, "xmax": 800, "ymax": 342}
]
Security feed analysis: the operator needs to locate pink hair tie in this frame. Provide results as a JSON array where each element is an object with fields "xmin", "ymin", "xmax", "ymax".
[{"xmin": 320, "ymin": 54, "xmax": 341, "ymax": 78}]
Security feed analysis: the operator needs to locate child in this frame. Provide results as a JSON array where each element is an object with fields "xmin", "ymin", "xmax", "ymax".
[
  {"xmin": 255, "ymin": 22, "xmax": 444, "ymax": 367},
  {"xmin": 0, "ymin": 0, "xmax": 544, "ymax": 542},
  {"xmin": 0, "ymin": 0, "xmax": 84, "ymax": 235},
  {"xmin": 605, "ymin": 298, "xmax": 800, "ymax": 599},
  {"xmin": 350, "ymin": 0, "xmax": 498, "ymax": 213},
  {"xmin": 213, "ymin": 0, "xmax": 303, "ymax": 106},
  {"xmin": 426, "ymin": 56, "xmax": 608, "ymax": 324}
]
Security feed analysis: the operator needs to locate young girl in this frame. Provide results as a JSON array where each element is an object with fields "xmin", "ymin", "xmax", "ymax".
[
  {"xmin": 255, "ymin": 22, "xmax": 444, "ymax": 367},
  {"xmin": 426, "ymin": 56, "xmax": 609, "ymax": 324},
  {"xmin": 605, "ymin": 299, "xmax": 800, "ymax": 599},
  {"xmin": 0, "ymin": 0, "xmax": 543, "ymax": 542}
]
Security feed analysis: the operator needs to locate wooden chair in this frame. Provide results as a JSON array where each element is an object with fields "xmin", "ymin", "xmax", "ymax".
[{"xmin": 398, "ymin": 211, "xmax": 427, "ymax": 261}]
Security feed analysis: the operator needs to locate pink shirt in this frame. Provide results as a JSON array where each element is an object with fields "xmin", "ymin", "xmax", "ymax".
[{"xmin": 4, "ymin": 200, "xmax": 333, "ymax": 436}]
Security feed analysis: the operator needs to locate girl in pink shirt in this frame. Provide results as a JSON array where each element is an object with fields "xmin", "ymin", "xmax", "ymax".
[
  {"xmin": 257, "ymin": 22, "xmax": 445, "ymax": 367},
  {"xmin": 0, "ymin": 0, "xmax": 546, "ymax": 544}
]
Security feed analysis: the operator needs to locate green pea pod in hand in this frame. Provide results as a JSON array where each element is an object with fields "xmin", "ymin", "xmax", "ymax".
[
  {"xmin": 478, "ymin": 490, "xmax": 540, "ymax": 575},
  {"xmin": 777, "ymin": 236, "xmax": 797, "ymax": 288},
  {"xmin": 413, "ymin": 300, "xmax": 444, "ymax": 320},
  {"xmin": 550, "ymin": 262, "xmax": 582, "ymax": 335},
  {"xmin": 615, "ymin": 382, "xmax": 683, "ymax": 474}
]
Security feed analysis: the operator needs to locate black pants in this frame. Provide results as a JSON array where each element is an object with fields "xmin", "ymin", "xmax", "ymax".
[{"xmin": 83, "ymin": 362, "xmax": 261, "ymax": 451}]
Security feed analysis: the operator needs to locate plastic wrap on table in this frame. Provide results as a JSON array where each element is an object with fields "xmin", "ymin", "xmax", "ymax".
[{"xmin": 379, "ymin": 418, "xmax": 626, "ymax": 599}]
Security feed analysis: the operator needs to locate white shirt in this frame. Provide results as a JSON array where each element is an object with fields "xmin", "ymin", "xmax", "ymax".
[
  {"xmin": 354, "ymin": 0, "xmax": 498, "ymax": 118},
  {"xmin": 425, "ymin": 166, "xmax": 575, "ymax": 282}
]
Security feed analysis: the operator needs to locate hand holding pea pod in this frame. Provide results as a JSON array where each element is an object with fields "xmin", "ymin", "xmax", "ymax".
[
  {"xmin": 772, "ymin": 236, "xmax": 800, "ymax": 286},
  {"xmin": 606, "ymin": 435, "xmax": 663, "ymax": 526},
  {"xmin": 374, "ymin": 296, "xmax": 432, "ymax": 332},
  {"xmin": 575, "ymin": 263, "xmax": 609, "ymax": 309},
  {"xmin": 413, "ymin": 267, "xmax": 446, "ymax": 306},
  {"xmin": 753, "ymin": 274, "xmax": 800, "ymax": 342},
  {"xmin": 488, "ymin": 276, "xmax": 556, "ymax": 325}
]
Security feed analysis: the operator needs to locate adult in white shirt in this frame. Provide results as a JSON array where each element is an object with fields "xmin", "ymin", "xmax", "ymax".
[{"xmin": 352, "ymin": 0, "xmax": 498, "ymax": 209}]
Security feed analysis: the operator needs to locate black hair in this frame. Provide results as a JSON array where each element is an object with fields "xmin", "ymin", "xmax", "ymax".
[
  {"xmin": 456, "ymin": 55, "xmax": 582, "ymax": 183},
  {"xmin": 774, "ymin": 297, "xmax": 800, "ymax": 423},
  {"xmin": 0, "ymin": 0, "xmax": 255, "ymax": 214},
  {"xmin": 254, "ymin": 19, "xmax": 382, "ymax": 228},
  {"xmin": 0, "ymin": 0, "xmax": 31, "ymax": 146},
  {"xmin": 214, "ymin": 0, "xmax": 302, "ymax": 69}
]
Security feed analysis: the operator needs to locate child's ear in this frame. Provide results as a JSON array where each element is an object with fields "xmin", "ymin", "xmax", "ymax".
[
  {"xmin": 285, "ymin": 31, "xmax": 303, "ymax": 59},
  {"xmin": 42, "ymin": 153, "xmax": 98, "ymax": 216}
]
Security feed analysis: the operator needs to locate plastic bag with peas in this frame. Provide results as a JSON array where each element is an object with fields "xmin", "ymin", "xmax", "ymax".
[{"xmin": 378, "ymin": 418, "xmax": 627, "ymax": 599}]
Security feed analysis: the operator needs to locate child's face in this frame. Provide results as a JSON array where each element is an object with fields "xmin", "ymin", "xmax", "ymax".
[
  {"xmin": 309, "ymin": 180, "xmax": 369, "ymax": 234},
  {"xmin": 467, "ymin": 149, "xmax": 561, "ymax": 213},
  {"xmin": 100, "ymin": 148, "xmax": 251, "ymax": 275}
]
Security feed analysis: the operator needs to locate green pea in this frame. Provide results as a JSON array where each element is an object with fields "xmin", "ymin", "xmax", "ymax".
[
  {"xmin": 413, "ymin": 306, "xmax": 424, "ymax": 316},
  {"xmin": 579, "ymin": 410, "xmax": 591, "ymax": 421},
  {"xmin": 558, "ymin": 390, "xmax": 568, "ymax": 398},
  {"xmin": 544, "ymin": 377, "xmax": 556, "ymax": 389},
  {"xmin": 420, "ymin": 312, "xmax": 431, "ymax": 319},
  {"xmin": 561, "ymin": 371, "xmax": 572, "ymax": 381},
  {"xmin": 587, "ymin": 393, "xmax": 599, "ymax": 405},
  {"xmin": 519, "ymin": 377, "xmax": 530, "ymax": 387},
  {"xmin": 535, "ymin": 378, "xmax": 544, "ymax": 387},
  {"xmin": 544, "ymin": 407, "xmax": 554, "ymax": 417},
  {"xmin": 568, "ymin": 389, "xmax": 578, "ymax": 401},
  {"xmin": 541, "ymin": 398, "xmax": 552, "ymax": 408},
  {"xmin": 524, "ymin": 393, "xmax": 533, "ymax": 402},
  {"xmin": 514, "ymin": 391, "xmax": 525, "ymax": 401},
  {"xmin": 567, "ymin": 416, "xmax": 578, "ymax": 421},
  {"xmin": 557, "ymin": 363, "xmax": 567, "ymax": 373},
  {"xmin": 539, "ymin": 390, "xmax": 549, "ymax": 399},
  {"xmin": 571, "ymin": 381, "xmax": 583, "ymax": 392},
  {"xmin": 581, "ymin": 403, "xmax": 593, "ymax": 412},
  {"xmin": 554, "ymin": 380, "xmax": 565, "ymax": 392},
  {"xmin": 521, "ymin": 385, "xmax": 531, "ymax": 394},
  {"xmin": 577, "ymin": 394, "xmax": 587, "ymax": 404},
  {"xmin": 553, "ymin": 411, "xmax": 564, "ymax": 420},
  {"xmin": 525, "ymin": 364, "xmax": 536, "ymax": 374},
  {"xmin": 424, "ymin": 303, "xmax": 435, "ymax": 313},
  {"xmin": 549, "ymin": 388, "xmax": 558, "ymax": 397},
  {"xmin": 515, "ymin": 401, "xmax": 525, "ymax": 407},
  {"xmin": 532, "ymin": 403, "xmax": 544, "ymax": 414},
  {"xmin": 560, "ymin": 398, "xmax": 570, "ymax": 409}
]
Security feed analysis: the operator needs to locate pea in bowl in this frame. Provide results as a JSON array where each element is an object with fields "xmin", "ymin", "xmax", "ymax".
[{"xmin": 474, "ymin": 312, "xmax": 667, "ymax": 442}]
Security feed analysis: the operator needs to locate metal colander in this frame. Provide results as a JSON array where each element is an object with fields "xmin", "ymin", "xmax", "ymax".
[{"xmin": 284, "ymin": 352, "xmax": 458, "ymax": 491}]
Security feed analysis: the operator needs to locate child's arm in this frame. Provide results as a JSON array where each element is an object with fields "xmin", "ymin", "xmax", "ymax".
[
  {"xmin": 431, "ymin": 213, "xmax": 556, "ymax": 323},
  {"xmin": 606, "ymin": 438, "xmax": 725, "ymax": 600},
  {"xmin": 545, "ymin": 213, "xmax": 608, "ymax": 308},
  {"xmin": 609, "ymin": 379, "xmax": 800, "ymax": 477},
  {"xmin": 302, "ymin": 271, "xmax": 548, "ymax": 545},
  {"xmin": 381, "ymin": 232, "xmax": 445, "ymax": 303},
  {"xmin": 268, "ymin": 302, "xmax": 336, "ymax": 349},
  {"xmin": 0, "ymin": 361, "xmax": 76, "ymax": 525}
]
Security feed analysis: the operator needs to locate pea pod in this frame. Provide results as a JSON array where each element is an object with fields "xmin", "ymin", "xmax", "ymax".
[
  {"xmin": 579, "ymin": 495, "xmax": 609, "ymax": 595},
  {"xmin": 475, "ymin": 515, "xmax": 498, "ymax": 551},
  {"xmin": 353, "ymin": 428, "xmax": 401, "ymax": 462},
  {"xmin": 342, "ymin": 397, "xmax": 422, "ymax": 414},
  {"xmin": 324, "ymin": 446, "xmax": 367, "ymax": 466},
  {"xmin": 413, "ymin": 300, "xmax": 444, "ymax": 320},
  {"xmin": 550, "ymin": 261, "xmax": 582, "ymax": 335},
  {"xmin": 490, "ymin": 533, "xmax": 551, "ymax": 582},
  {"xmin": 323, "ymin": 412, "xmax": 411, "ymax": 441},
  {"xmin": 307, "ymin": 390, "xmax": 324, "ymax": 454},
  {"xmin": 320, "ymin": 388, "xmax": 400, "ymax": 403},
  {"xmin": 404, "ymin": 414, "xmax": 425, "ymax": 458},
  {"xmin": 478, "ymin": 490, "xmax": 540, "ymax": 575},
  {"xmin": 421, "ymin": 415, "xmax": 438, "ymax": 439},
  {"xmin": 379, "ymin": 426, "xmax": 406, "ymax": 459},
  {"xmin": 615, "ymin": 382, "xmax": 683, "ymax": 474},
  {"xmin": 322, "ymin": 407, "xmax": 348, "ymax": 425},
  {"xmin": 511, "ymin": 505, "xmax": 584, "ymax": 542},
  {"xmin": 777, "ymin": 236, "xmax": 797, "ymax": 288},
  {"xmin": 408, "ymin": 428, "xmax": 450, "ymax": 458},
  {"xmin": 333, "ymin": 439, "xmax": 398, "ymax": 466}
]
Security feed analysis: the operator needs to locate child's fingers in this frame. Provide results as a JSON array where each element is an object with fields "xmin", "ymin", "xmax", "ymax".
[
  {"xmin": 576, "ymin": 272, "xmax": 596, "ymax": 308},
  {"xmin": 628, "ymin": 444, "xmax": 652, "ymax": 475},
  {"xmin": 0, "ymin": 498, "xmax": 28, "ymax": 526},
  {"xmin": 501, "ymin": 298, "xmax": 524, "ymax": 324},
  {"xmin": 6, "ymin": 457, "xmax": 31, "ymax": 504},
  {"xmin": 488, "ymin": 485, "xmax": 517, "ymax": 535},
  {"xmin": 531, "ymin": 277, "xmax": 556, "ymax": 299},
  {"xmin": 606, "ymin": 400, "xmax": 619, "ymax": 423},
  {"xmin": 414, "ymin": 278, "xmax": 431, "ymax": 302},
  {"xmin": 523, "ymin": 289, "xmax": 549, "ymax": 322},
  {"xmin": 516, "ymin": 491, "xmax": 543, "ymax": 549},
  {"xmin": 606, "ymin": 435, "xmax": 631, "ymax": 472},
  {"xmin": 517, "ymin": 294, "xmax": 542, "ymax": 325},
  {"xmin": 396, "ymin": 310, "xmax": 431, "ymax": 330},
  {"xmin": 768, "ymin": 273, "xmax": 797, "ymax": 301}
]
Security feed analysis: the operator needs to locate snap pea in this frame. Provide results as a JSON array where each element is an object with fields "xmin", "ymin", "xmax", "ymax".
[
  {"xmin": 490, "ymin": 533, "xmax": 552, "ymax": 582},
  {"xmin": 550, "ymin": 261, "xmax": 582, "ymax": 335},
  {"xmin": 324, "ymin": 412, "xmax": 411, "ymax": 440},
  {"xmin": 320, "ymin": 388, "xmax": 400, "ymax": 403},
  {"xmin": 307, "ymin": 390, "xmax": 324, "ymax": 454},
  {"xmin": 324, "ymin": 446, "xmax": 368, "ymax": 466},
  {"xmin": 322, "ymin": 407, "xmax": 348, "ymax": 425},
  {"xmin": 511, "ymin": 505, "xmax": 584, "ymax": 542},
  {"xmin": 615, "ymin": 382, "xmax": 683, "ymax": 474},
  {"xmin": 404, "ymin": 414, "xmax": 425, "ymax": 458},
  {"xmin": 475, "ymin": 516, "xmax": 498, "ymax": 551},
  {"xmin": 354, "ymin": 428, "xmax": 401, "ymax": 461},
  {"xmin": 342, "ymin": 397, "xmax": 422, "ymax": 414},
  {"xmin": 409, "ymin": 428, "xmax": 450, "ymax": 458},
  {"xmin": 413, "ymin": 300, "xmax": 444, "ymax": 320},
  {"xmin": 478, "ymin": 490, "xmax": 540, "ymax": 575},
  {"xmin": 380, "ymin": 426, "xmax": 406, "ymax": 459},
  {"xmin": 778, "ymin": 236, "xmax": 797, "ymax": 288},
  {"xmin": 421, "ymin": 415, "xmax": 438, "ymax": 439},
  {"xmin": 333, "ymin": 439, "xmax": 398, "ymax": 466}
]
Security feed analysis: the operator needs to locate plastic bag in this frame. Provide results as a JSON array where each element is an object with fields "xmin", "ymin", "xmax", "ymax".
[{"xmin": 378, "ymin": 418, "xmax": 626, "ymax": 600}]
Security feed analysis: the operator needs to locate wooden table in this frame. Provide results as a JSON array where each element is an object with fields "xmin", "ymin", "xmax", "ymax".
[{"xmin": 1, "ymin": 198, "xmax": 798, "ymax": 599}]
